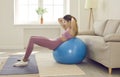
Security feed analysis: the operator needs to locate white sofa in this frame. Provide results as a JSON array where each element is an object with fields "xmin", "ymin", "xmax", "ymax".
[{"xmin": 77, "ymin": 19, "xmax": 120, "ymax": 74}]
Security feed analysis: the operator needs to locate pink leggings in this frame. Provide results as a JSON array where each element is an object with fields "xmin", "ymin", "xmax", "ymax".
[{"xmin": 24, "ymin": 36, "xmax": 62, "ymax": 59}]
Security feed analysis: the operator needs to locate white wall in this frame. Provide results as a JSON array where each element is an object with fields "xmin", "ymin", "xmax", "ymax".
[
  {"xmin": 107, "ymin": 0, "xmax": 120, "ymax": 19},
  {"xmin": 0, "ymin": 0, "xmax": 62, "ymax": 49},
  {"xmin": 70, "ymin": 0, "xmax": 89, "ymax": 31},
  {"xmin": 96, "ymin": 0, "xmax": 120, "ymax": 20},
  {"xmin": 96, "ymin": 0, "xmax": 108, "ymax": 20},
  {"xmin": 0, "ymin": 0, "xmax": 91, "ymax": 49},
  {"xmin": 0, "ymin": 0, "xmax": 24, "ymax": 49},
  {"xmin": 79, "ymin": 0, "xmax": 90, "ymax": 30},
  {"xmin": 69, "ymin": 0, "xmax": 80, "ymax": 30}
]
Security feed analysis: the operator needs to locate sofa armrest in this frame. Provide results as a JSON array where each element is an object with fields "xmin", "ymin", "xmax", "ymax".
[
  {"xmin": 78, "ymin": 30, "xmax": 95, "ymax": 35},
  {"xmin": 104, "ymin": 34, "xmax": 120, "ymax": 42}
]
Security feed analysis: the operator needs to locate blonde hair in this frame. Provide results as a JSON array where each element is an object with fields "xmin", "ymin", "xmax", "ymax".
[
  {"xmin": 72, "ymin": 16, "xmax": 78, "ymax": 36},
  {"xmin": 63, "ymin": 15, "xmax": 78, "ymax": 36}
]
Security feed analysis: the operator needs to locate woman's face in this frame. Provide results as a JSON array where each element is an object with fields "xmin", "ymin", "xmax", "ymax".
[{"xmin": 62, "ymin": 19, "xmax": 71, "ymax": 29}]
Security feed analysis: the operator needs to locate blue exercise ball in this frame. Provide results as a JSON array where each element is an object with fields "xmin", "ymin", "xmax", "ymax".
[{"xmin": 53, "ymin": 38, "xmax": 87, "ymax": 64}]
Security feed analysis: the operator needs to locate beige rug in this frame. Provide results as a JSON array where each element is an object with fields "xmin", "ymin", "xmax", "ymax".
[{"xmin": 35, "ymin": 51, "xmax": 85, "ymax": 77}]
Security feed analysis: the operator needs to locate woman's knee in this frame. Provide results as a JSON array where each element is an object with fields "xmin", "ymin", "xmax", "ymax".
[{"xmin": 29, "ymin": 36, "xmax": 36, "ymax": 42}]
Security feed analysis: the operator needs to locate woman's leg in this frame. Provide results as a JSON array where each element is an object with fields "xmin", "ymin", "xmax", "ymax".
[
  {"xmin": 22, "ymin": 36, "xmax": 48, "ymax": 61},
  {"xmin": 23, "ymin": 36, "xmax": 37, "ymax": 61},
  {"xmin": 13, "ymin": 36, "xmax": 61, "ymax": 67},
  {"xmin": 23, "ymin": 36, "xmax": 58, "ymax": 61}
]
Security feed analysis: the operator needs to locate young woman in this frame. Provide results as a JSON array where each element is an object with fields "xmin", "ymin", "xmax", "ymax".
[{"xmin": 13, "ymin": 15, "xmax": 78, "ymax": 67}]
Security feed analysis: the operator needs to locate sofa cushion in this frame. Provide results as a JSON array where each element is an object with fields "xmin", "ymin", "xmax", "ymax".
[
  {"xmin": 103, "ymin": 20, "xmax": 120, "ymax": 36},
  {"xmin": 93, "ymin": 20, "xmax": 107, "ymax": 36},
  {"xmin": 78, "ymin": 30, "xmax": 95, "ymax": 35},
  {"xmin": 104, "ymin": 34, "xmax": 120, "ymax": 42},
  {"xmin": 116, "ymin": 25, "xmax": 120, "ymax": 34},
  {"xmin": 77, "ymin": 35, "xmax": 106, "ymax": 51}
]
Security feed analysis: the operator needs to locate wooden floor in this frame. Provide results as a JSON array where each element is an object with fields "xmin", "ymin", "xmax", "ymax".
[{"xmin": 0, "ymin": 48, "xmax": 120, "ymax": 77}]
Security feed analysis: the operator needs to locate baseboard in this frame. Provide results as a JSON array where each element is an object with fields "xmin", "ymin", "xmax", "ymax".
[{"xmin": 0, "ymin": 45, "xmax": 24, "ymax": 49}]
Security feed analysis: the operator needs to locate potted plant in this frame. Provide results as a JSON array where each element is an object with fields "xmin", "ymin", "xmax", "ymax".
[{"xmin": 36, "ymin": 7, "xmax": 47, "ymax": 24}]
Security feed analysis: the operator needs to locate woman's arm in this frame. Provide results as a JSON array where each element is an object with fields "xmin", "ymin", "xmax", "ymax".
[
  {"xmin": 58, "ymin": 18, "xmax": 66, "ymax": 30},
  {"xmin": 60, "ymin": 36, "xmax": 67, "ymax": 41}
]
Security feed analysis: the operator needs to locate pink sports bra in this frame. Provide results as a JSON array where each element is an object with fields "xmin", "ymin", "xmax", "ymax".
[
  {"xmin": 62, "ymin": 30, "xmax": 74, "ymax": 40},
  {"xmin": 52, "ymin": 29, "xmax": 74, "ymax": 50},
  {"xmin": 56, "ymin": 29, "xmax": 74, "ymax": 44}
]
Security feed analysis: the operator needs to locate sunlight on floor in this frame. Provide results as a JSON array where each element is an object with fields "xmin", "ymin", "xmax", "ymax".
[
  {"xmin": 0, "ymin": 52, "xmax": 6, "ymax": 55},
  {"xmin": 12, "ymin": 51, "xmax": 40, "ymax": 55}
]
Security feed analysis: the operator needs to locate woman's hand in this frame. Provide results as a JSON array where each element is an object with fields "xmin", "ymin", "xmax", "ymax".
[
  {"xmin": 58, "ymin": 18, "xmax": 66, "ymax": 30},
  {"xmin": 60, "ymin": 36, "xmax": 67, "ymax": 42},
  {"xmin": 58, "ymin": 18, "xmax": 63, "ymax": 24}
]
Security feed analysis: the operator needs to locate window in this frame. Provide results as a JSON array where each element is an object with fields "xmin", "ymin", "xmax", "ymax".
[{"xmin": 14, "ymin": 0, "xmax": 70, "ymax": 24}]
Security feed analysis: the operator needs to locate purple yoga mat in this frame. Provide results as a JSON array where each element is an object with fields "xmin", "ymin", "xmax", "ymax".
[{"xmin": 0, "ymin": 55, "xmax": 39, "ymax": 75}]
